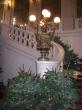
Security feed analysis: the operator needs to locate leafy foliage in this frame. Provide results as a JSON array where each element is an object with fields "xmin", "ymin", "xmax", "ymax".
[
  {"xmin": 3, "ymin": 70, "xmax": 79, "ymax": 110},
  {"xmin": 53, "ymin": 36, "xmax": 79, "ymax": 70}
]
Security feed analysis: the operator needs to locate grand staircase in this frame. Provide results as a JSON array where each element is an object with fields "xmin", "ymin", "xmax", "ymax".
[{"xmin": 0, "ymin": 23, "xmax": 82, "ymax": 110}]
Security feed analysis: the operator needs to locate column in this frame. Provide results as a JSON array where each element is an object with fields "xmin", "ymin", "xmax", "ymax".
[
  {"xmin": 2, "ymin": 0, "xmax": 15, "ymax": 25},
  {"xmin": 29, "ymin": 0, "xmax": 42, "ymax": 22},
  {"xmin": 61, "ymin": 0, "xmax": 77, "ymax": 30}
]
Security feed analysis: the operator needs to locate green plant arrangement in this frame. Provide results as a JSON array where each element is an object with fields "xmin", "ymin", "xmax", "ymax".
[
  {"xmin": 53, "ymin": 36, "xmax": 79, "ymax": 70},
  {"xmin": 3, "ymin": 70, "xmax": 79, "ymax": 110}
]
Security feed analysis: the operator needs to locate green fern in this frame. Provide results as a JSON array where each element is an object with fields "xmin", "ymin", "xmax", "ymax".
[
  {"xmin": 53, "ymin": 36, "xmax": 79, "ymax": 70},
  {"xmin": 3, "ymin": 70, "xmax": 79, "ymax": 110}
]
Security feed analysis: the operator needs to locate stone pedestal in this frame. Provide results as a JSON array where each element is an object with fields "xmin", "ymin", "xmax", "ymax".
[{"xmin": 36, "ymin": 61, "xmax": 59, "ymax": 77}]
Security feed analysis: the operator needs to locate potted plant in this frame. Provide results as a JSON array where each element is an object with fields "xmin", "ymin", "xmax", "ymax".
[{"xmin": 3, "ymin": 70, "xmax": 79, "ymax": 110}]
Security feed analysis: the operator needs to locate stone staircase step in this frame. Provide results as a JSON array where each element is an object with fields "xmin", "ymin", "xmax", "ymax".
[
  {"xmin": 77, "ymin": 101, "xmax": 82, "ymax": 105},
  {"xmin": 77, "ymin": 79, "xmax": 82, "ymax": 81},
  {"xmin": 78, "ymin": 105, "xmax": 82, "ymax": 108},
  {"xmin": 77, "ymin": 108, "xmax": 82, "ymax": 110},
  {"xmin": 76, "ymin": 74, "xmax": 82, "ymax": 110},
  {"xmin": 78, "ymin": 75, "xmax": 82, "ymax": 78}
]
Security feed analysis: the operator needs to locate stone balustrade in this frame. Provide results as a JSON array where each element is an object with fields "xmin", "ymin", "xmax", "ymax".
[
  {"xmin": 75, "ymin": 18, "xmax": 82, "ymax": 29},
  {"xmin": 1, "ymin": 24, "xmax": 37, "ymax": 50},
  {"xmin": 9, "ymin": 25, "xmax": 37, "ymax": 49}
]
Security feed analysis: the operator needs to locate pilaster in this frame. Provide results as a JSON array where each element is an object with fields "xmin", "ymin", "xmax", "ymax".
[{"xmin": 61, "ymin": 0, "xmax": 77, "ymax": 30}]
